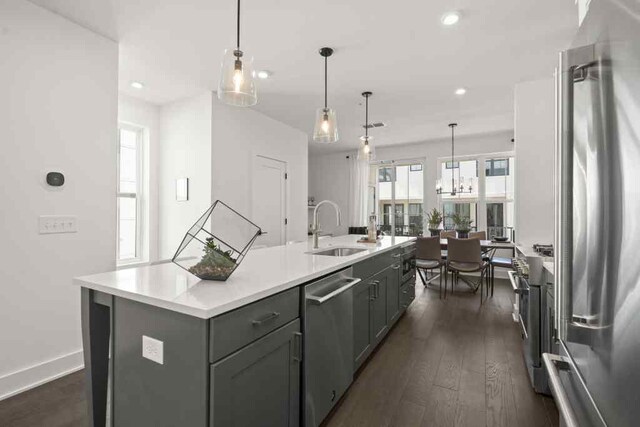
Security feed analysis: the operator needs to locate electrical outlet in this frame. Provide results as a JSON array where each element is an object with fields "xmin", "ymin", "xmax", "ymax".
[
  {"xmin": 142, "ymin": 335, "xmax": 164, "ymax": 365},
  {"xmin": 39, "ymin": 215, "xmax": 77, "ymax": 234}
]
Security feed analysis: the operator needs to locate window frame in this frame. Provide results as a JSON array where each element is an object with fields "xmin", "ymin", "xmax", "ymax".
[
  {"xmin": 485, "ymin": 158, "xmax": 510, "ymax": 177},
  {"xmin": 437, "ymin": 152, "xmax": 514, "ymax": 235},
  {"xmin": 116, "ymin": 123, "xmax": 144, "ymax": 265},
  {"xmin": 378, "ymin": 167, "xmax": 394, "ymax": 182}
]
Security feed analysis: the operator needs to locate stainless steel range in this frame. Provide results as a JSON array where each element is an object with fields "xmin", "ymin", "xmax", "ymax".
[{"xmin": 510, "ymin": 252, "xmax": 549, "ymax": 394}]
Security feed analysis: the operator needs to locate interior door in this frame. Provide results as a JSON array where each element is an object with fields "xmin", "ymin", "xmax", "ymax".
[{"xmin": 252, "ymin": 156, "xmax": 286, "ymax": 247}]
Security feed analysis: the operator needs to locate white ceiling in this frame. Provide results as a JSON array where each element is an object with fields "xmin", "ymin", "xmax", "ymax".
[{"xmin": 30, "ymin": 0, "xmax": 578, "ymax": 153}]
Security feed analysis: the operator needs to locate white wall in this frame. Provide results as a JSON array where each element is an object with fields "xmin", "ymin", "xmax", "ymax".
[
  {"xmin": 514, "ymin": 78, "xmax": 555, "ymax": 246},
  {"xmin": 308, "ymin": 131, "xmax": 514, "ymax": 236},
  {"xmin": 0, "ymin": 0, "xmax": 118, "ymax": 399},
  {"xmin": 211, "ymin": 101, "xmax": 309, "ymax": 244},
  {"xmin": 157, "ymin": 93, "xmax": 308, "ymax": 257},
  {"xmin": 309, "ymin": 153, "xmax": 352, "ymax": 236},
  {"xmin": 118, "ymin": 95, "xmax": 161, "ymax": 263},
  {"xmin": 158, "ymin": 93, "xmax": 213, "ymax": 259}
]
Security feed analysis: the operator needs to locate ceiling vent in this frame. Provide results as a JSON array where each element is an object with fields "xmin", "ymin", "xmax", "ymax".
[{"xmin": 363, "ymin": 122, "xmax": 386, "ymax": 129}]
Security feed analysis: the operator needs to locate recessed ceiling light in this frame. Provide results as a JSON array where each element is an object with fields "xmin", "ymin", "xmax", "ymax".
[
  {"xmin": 256, "ymin": 70, "xmax": 272, "ymax": 79},
  {"xmin": 455, "ymin": 87, "xmax": 467, "ymax": 95},
  {"xmin": 441, "ymin": 11, "xmax": 460, "ymax": 26},
  {"xmin": 130, "ymin": 81, "xmax": 144, "ymax": 89}
]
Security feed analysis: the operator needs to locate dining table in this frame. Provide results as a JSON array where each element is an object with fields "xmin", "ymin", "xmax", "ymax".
[
  {"xmin": 423, "ymin": 239, "xmax": 516, "ymax": 292},
  {"xmin": 439, "ymin": 239, "xmax": 516, "ymax": 256}
]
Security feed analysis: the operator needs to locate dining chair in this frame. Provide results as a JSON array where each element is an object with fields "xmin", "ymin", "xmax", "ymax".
[
  {"xmin": 445, "ymin": 237, "xmax": 490, "ymax": 304},
  {"xmin": 415, "ymin": 236, "xmax": 445, "ymax": 298},
  {"xmin": 440, "ymin": 230, "xmax": 456, "ymax": 239},
  {"xmin": 468, "ymin": 231, "xmax": 486, "ymax": 240}
]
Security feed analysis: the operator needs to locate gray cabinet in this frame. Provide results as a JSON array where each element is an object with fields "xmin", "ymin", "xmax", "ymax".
[
  {"xmin": 400, "ymin": 280, "xmax": 415, "ymax": 311},
  {"xmin": 353, "ymin": 269, "xmax": 389, "ymax": 370},
  {"xmin": 371, "ymin": 273, "xmax": 388, "ymax": 347},
  {"xmin": 386, "ymin": 263, "xmax": 402, "ymax": 326},
  {"xmin": 210, "ymin": 319, "xmax": 301, "ymax": 427},
  {"xmin": 353, "ymin": 278, "xmax": 373, "ymax": 370}
]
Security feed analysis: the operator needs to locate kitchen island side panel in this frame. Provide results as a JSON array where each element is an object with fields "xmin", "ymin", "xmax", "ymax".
[{"xmin": 113, "ymin": 297, "xmax": 209, "ymax": 427}]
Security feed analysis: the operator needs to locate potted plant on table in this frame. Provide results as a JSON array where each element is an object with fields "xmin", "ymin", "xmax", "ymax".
[
  {"xmin": 450, "ymin": 213, "xmax": 473, "ymax": 239},
  {"xmin": 425, "ymin": 208, "xmax": 443, "ymax": 237}
]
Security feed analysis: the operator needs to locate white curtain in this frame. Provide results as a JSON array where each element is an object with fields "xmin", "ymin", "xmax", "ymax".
[{"xmin": 348, "ymin": 153, "xmax": 370, "ymax": 227}]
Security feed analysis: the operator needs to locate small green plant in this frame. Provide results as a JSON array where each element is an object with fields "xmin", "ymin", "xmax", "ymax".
[
  {"xmin": 188, "ymin": 237, "xmax": 237, "ymax": 279},
  {"xmin": 426, "ymin": 208, "xmax": 443, "ymax": 229},
  {"xmin": 450, "ymin": 213, "xmax": 473, "ymax": 232}
]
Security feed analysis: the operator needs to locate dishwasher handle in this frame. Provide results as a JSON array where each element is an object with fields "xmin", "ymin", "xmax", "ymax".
[{"xmin": 306, "ymin": 277, "xmax": 361, "ymax": 305}]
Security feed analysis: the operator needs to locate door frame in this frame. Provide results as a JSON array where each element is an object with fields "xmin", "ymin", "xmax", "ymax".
[{"xmin": 251, "ymin": 154, "xmax": 288, "ymax": 245}]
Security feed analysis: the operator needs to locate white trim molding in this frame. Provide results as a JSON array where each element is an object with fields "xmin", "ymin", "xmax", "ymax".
[{"xmin": 0, "ymin": 350, "xmax": 83, "ymax": 401}]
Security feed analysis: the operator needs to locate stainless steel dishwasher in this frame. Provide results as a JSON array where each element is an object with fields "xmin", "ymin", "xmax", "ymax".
[{"xmin": 303, "ymin": 267, "xmax": 361, "ymax": 427}]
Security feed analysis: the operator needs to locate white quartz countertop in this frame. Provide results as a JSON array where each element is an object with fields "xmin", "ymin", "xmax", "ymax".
[{"xmin": 74, "ymin": 235, "xmax": 415, "ymax": 319}]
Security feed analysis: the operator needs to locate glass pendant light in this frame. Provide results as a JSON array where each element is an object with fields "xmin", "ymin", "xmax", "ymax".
[
  {"xmin": 357, "ymin": 92, "xmax": 376, "ymax": 161},
  {"xmin": 218, "ymin": 0, "xmax": 257, "ymax": 107},
  {"xmin": 313, "ymin": 47, "xmax": 339, "ymax": 143}
]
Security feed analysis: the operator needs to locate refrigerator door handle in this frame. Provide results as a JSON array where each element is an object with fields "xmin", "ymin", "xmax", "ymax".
[
  {"xmin": 556, "ymin": 45, "xmax": 596, "ymax": 342},
  {"xmin": 543, "ymin": 353, "xmax": 580, "ymax": 427}
]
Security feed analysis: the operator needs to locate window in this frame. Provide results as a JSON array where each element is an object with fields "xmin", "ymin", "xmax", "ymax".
[
  {"xmin": 445, "ymin": 161, "xmax": 459, "ymax": 169},
  {"xmin": 378, "ymin": 167, "xmax": 394, "ymax": 182},
  {"xmin": 440, "ymin": 159, "xmax": 479, "ymax": 198},
  {"xmin": 443, "ymin": 202, "xmax": 477, "ymax": 230},
  {"xmin": 374, "ymin": 162, "xmax": 424, "ymax": 237},
  {"xmin": 117, "ymin": 125, "xmax": 143, "ymax": 263},
  {"xmin": 438, "ymin": 155, "xmax": 514, "ymax": 237},
  {"xmin": 485, "ymin": 158, "xmax": 509, "ymax": 177}
]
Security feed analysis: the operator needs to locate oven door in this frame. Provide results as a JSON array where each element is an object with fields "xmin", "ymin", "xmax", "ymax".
[{"xmin": 518, "ymin": 276, "xmax": 531, "ymax": 343}]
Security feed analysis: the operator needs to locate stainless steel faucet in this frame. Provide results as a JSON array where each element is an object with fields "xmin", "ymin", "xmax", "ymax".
[{"xmin": 311, "ymin": 200, "xmax": 341, "ymax": 249}]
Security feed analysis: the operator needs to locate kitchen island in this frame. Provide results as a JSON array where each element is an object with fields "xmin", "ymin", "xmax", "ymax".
[{"xmin": 75, "ymin": 235, "xmax": 416, "ymax": 427}]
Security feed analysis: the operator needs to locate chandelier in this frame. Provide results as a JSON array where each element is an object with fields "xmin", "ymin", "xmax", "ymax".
[{"xmin": 436, "ymin": 123, "xmax": 474, "ymax": 195}]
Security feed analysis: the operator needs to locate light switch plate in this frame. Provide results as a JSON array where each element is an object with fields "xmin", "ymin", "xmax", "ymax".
[
  {"xmin": 142, "ymin": 335, "xmax": 164, "ymax": 365},
  {"xmin": 39, "ymin": 215, "xmax": 77, "ymax": 234}
]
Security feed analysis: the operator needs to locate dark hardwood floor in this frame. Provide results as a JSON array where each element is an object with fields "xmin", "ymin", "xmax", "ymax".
[
  {"xmin": 323, "ymin": 278, "xmax": 559, "ymax": 427},
  {"xmin": 0, "ymin": 278, "xmax": 557, "ymax": 427},
  {"xmin": 0, "ymin": 369, "xmax": 87, "ymax": 427}
]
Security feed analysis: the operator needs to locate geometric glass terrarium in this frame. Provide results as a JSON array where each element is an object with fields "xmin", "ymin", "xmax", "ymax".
[{"xmin": 172, "ymin": 200, "xmax": 262, "ymax": 281}]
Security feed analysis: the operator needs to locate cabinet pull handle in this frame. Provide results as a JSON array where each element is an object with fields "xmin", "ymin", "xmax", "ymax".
[
  {"xmin": 392, "ymin": 253, "xmax": 403, "ymax": 258},
  {"xmin": 392, "ymin": 265, "xmax": 401, "ymax": 270},
  {"xmin": 293, "ymin": 332, "xmax": 302, "ymax": 362},
  {"xmin": 251, "ymin": 311, "xmax": 280, "ymax": 326}
]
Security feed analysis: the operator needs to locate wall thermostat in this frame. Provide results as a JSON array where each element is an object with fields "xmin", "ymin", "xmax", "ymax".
[{"xmin": 46, "ymin": 172, "xmax": 65, "ymax": 187}]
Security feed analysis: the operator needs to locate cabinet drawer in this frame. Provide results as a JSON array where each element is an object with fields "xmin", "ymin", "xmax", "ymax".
[
  {"xmin": 352, "ymin": 248, "xmax": 402, "ymax": 280},
  {"xmin": 209, "ymin": 287, "xmax": 300, "ymax": 362}
]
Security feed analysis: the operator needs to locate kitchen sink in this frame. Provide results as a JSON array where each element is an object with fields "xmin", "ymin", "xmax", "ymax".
[{"xmin": 309, "ymin": 247, "xmax": 367, "ymax": 257}]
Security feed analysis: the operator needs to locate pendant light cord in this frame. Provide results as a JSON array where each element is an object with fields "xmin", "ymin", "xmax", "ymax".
[
  {"xmin": 236, "ymin": 0, "xmax": 241, "ymax": 50},
  {"xmin": 365, "ymin": 94, "xmax": 369, "ymax": 138},
  {"xmin": 451, "ymin": 124, "xmax": 455, "ymax": 193},
  {"xmin": 324, "ymin": 56, "xmax": 328, "ymax": 109}
]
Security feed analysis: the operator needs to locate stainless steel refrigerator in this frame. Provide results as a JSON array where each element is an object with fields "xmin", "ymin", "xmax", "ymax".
[{"xmin": 547, "ymin": 0, "xmax": 640, "ymax": 425}]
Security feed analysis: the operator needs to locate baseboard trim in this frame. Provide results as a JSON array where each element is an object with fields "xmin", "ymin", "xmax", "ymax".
[{"xmin": 0, "ymin": 350, "xmax": 84, "ymax": 401}]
